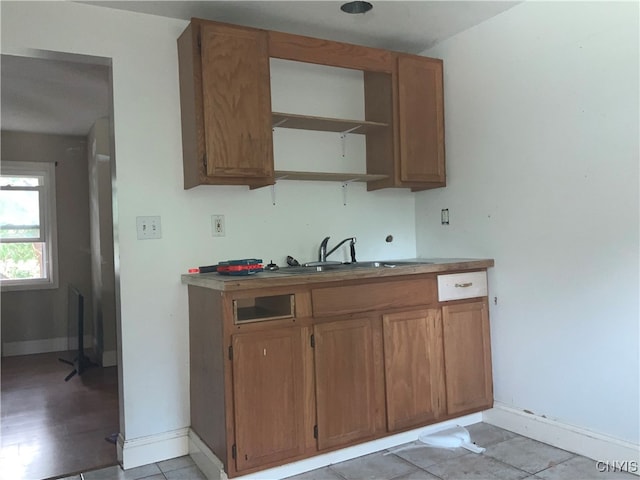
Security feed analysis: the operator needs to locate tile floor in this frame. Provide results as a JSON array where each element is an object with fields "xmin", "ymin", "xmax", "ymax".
[
  {"xmin": 61, "ymin": 424, "xmax": 637, "ymax": 480},
  {"xmin": 58, "ymin": 455, "xmax": 206, "ymax": 480}
]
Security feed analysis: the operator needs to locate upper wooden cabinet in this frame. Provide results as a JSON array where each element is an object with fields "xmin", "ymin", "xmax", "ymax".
[
  {"xmin": 178, "ymin": 21, "xmax": 274, "ymax": 189},
  {"xmin": 178, "ymin": 19, "xmax": 446, "ymax": 191},
  {"xmin": 398, "ymin": 55, "xmax": 446, "ymax": 187},
  {"xmin": 364, "ymin": 55, "xmax": 445, "ymax": 191},
  {"xmin": 200, "ymin": 24, "xmax": 274, "ymax": 181}
]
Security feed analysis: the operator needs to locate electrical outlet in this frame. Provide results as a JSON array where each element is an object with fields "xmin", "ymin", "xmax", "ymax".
[
  {"xmin": 136, "ymin": 216, "xmax": 162, "ymax": 240},
  {"xmin": 212, "ymin": 215, "xmax": 225, "ymax": 237}
]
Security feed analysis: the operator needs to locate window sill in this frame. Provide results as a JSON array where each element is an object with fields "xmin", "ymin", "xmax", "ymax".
[{"xmin": 1, "ymin": 278, "xmax": 59, "ymax": 292}]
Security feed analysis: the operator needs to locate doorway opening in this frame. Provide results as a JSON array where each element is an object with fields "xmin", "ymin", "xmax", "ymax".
[{"xmin": 0, "ymin": 51, "xmax": 122, "ymax": 479}]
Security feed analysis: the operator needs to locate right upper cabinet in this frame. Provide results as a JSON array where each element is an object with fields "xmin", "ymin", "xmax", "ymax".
[
  {"xmin": 365, "ymin": 54, "xmax": 446, "ymax": 191},
  {"xmin": 398, "ymin": 55, "xmax": 446, "ymax": 187}
]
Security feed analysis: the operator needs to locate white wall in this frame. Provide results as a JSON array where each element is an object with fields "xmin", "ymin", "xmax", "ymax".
[
  {"xmin": 0, "ymin": 0, "xmax": 416, "ymax": 465},
  {"xmin": 417, "ymin": 1, "xmax": 639, "ymax": 444}
]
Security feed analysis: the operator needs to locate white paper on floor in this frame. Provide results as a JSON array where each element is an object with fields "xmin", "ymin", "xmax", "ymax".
[{"xmin": 385, "ymin": 425, "xmax": 485, "ymax": 456}]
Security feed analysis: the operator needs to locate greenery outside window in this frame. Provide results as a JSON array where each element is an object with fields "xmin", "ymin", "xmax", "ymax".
[{"xmin": 0, "ymin": 161, "xmax": 58, "ymax": 290}]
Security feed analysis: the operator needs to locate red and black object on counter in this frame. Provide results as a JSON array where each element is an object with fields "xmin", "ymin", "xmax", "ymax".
[
  {"xmin": 217, "ymin": 258, "xmax": 263, "ymax": 275},
  {"xmin": 188, "ymin": 259, "xmax": 264, "ymax": 275},
  {"xmin": 187, "ymin": 265, "xmax": 219, "ymax": 274}
]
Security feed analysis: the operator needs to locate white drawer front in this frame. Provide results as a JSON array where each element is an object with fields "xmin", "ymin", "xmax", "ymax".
[{"xmin": 437, "ymin": 271, "xmax": 488, "ymax": 301}]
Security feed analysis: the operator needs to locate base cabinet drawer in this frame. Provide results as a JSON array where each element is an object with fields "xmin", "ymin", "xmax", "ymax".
[
  {"xmin": 437, "ymin": 271, "xmax": 487, "ymax": 301},
  {"xmin": 312, "ymin": 277, "xmax": 437, "ymax": 317}
]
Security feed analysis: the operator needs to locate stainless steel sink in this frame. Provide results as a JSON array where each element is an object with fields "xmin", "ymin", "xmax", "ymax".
[
  {"xmin": 275, "ymin": 265, "xmax": 337, "ymax": 274},
  {"xmin": 273, "ymin": 260, "xmax": 431, "ymax": 274},
  {"xmin": 350, "ymin": 261, "xmax": 429, "ymax": 268}
]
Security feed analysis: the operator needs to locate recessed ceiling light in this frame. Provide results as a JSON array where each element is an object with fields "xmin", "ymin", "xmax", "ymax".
[{"xmin": 340, "ymin": 1, "xmax": 373, "ymax": 14}]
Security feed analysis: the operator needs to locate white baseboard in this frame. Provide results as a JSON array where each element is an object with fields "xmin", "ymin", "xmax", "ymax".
[
  {"xmin": 2, "ymin": 335, "xmax": 93, "ymax": 357},
  {"xmin": 117, "ymin": 428, "xmax": 190, "ymax": 470},
  {"xmin": 102, "ymin": 349, "xmax": 117, "ymax": 367},
  {"xmin": 483, "ymin": 403, "xmax": 640, "ymax": 469},
  {"xmin": 189, "ymin": 413, "xmax": 483, "ymax": 480},
  {"xmin": 189, "ymin": 430, "xmax": 228, "ymax": 480}
]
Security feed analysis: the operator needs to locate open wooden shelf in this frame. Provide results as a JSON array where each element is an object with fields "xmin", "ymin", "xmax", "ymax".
[
  {"xmin": 272, "ymin": 113, "xmax": 389, "ymax": 184},
  {"xmin": 272, "ymin": 112, "xmax": 388, "ymax": 134},
  {"xmin": 275, "ymin": 170, "xmax": 388, "ymax": 183}
]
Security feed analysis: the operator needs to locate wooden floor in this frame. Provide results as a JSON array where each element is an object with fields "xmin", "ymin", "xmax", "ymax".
[{"xmin": 0, "ymin": 351, "xmax": 119, "ymax": 480}]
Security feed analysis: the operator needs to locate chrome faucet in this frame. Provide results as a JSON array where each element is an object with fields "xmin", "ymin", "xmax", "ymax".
[{"xmin": 318, "ymin": 236, "xmax": 357, "ymax": 263}]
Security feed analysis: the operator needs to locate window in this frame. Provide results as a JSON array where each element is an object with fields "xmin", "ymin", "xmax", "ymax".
[{"xmin": 0, "ymin": 161, "xmax": 58, "ymax": 290}]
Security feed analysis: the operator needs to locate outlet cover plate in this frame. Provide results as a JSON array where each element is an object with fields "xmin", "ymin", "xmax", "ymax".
[{"xmin": 212, "ymin": 214, "xmax": 225, "ymax": 237}]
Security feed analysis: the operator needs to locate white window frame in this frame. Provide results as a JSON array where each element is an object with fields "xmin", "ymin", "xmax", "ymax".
[{"xmin": 0, "ymin": 161, "xmax": 58, "ymax": 291}]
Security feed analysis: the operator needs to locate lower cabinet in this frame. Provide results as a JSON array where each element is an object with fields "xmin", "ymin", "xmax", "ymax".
[
  {"xmin": 382, "ymin": 308, "xmax": 446, "ymax": 431},
  {"xmin": 230, "ymin": 327, "xmax": 306, "ymax": 471},
  {"xmin": 442, "ymin": 300, "xmax": 493, "ymax": 415},
  {"xmin": 187, "ymin": 270, "xmax": 493, "ymax": 478},
  {"xmin": 313, "ymin": 316, "xmax": 386, "ymax": 450}
]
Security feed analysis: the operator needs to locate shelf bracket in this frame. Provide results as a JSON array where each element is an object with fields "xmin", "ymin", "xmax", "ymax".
[
  {"xmin": 342, "ymin": 180, "xmax": 358, "ymax": 206},
  {"xmin": 340, "ymin": 125, "xmax": 362, "ymax": 157},
  {"xmin": 271, "ymin": 174, "xmax": 291, "ymax": 205},
  {"xmin": 272, "ymin": 118, "xmax": 288, "ymax": 129}
]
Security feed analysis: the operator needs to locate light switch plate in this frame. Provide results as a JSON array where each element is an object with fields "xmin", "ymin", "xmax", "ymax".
[
  {"xmin": 136, "ymin": 216, "xmax": 162, "ymax": 240},
  {"xmin": 441, "ymin": 209, "xmax": 449, "ymax": 225}
]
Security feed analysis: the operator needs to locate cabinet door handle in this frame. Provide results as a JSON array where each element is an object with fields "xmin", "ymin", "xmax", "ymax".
[{"xmin": 455, "ymin": 282, "xmax": 473, "ymax": 288}]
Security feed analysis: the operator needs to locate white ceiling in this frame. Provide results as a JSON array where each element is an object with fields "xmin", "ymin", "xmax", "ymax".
[
  {"xmin": 1, "ymin": 54, "xmax": 111, "ymax": 136},
  {"xmin": 1, "ymin": 1, "xmax": 519, "ymax": 136},
  {"xmin": 84, "ymin": 1, "xmax": 518, "ymax": 53}
]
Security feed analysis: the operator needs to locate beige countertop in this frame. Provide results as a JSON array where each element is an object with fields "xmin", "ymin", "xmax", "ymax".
[{"xmin": 181, "ymin": 258, "xmax": 494, "ymax": 292}]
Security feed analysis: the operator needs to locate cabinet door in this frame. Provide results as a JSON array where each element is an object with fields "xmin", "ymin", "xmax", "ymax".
[
  {"xmin": 200, "ymin": 23, "xmax": 274, "ymax": 180},
  {"xmin": 442, "ymin": 300, "xmax": 493, "ymax": 415},
  {"xmin": 314, "ymin": 317, "xmax": 385, "ymax": 450},
  {"xmin": 397, "ymin": 55, "xmax": 445, "ymax": 185},
  {"xmin": 231, "ymin": 327, "xmax": 304, "ymax": 471},
  {"xmin": 382, "ymin": 309, "xmax": 445, "ymax": 431}
]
